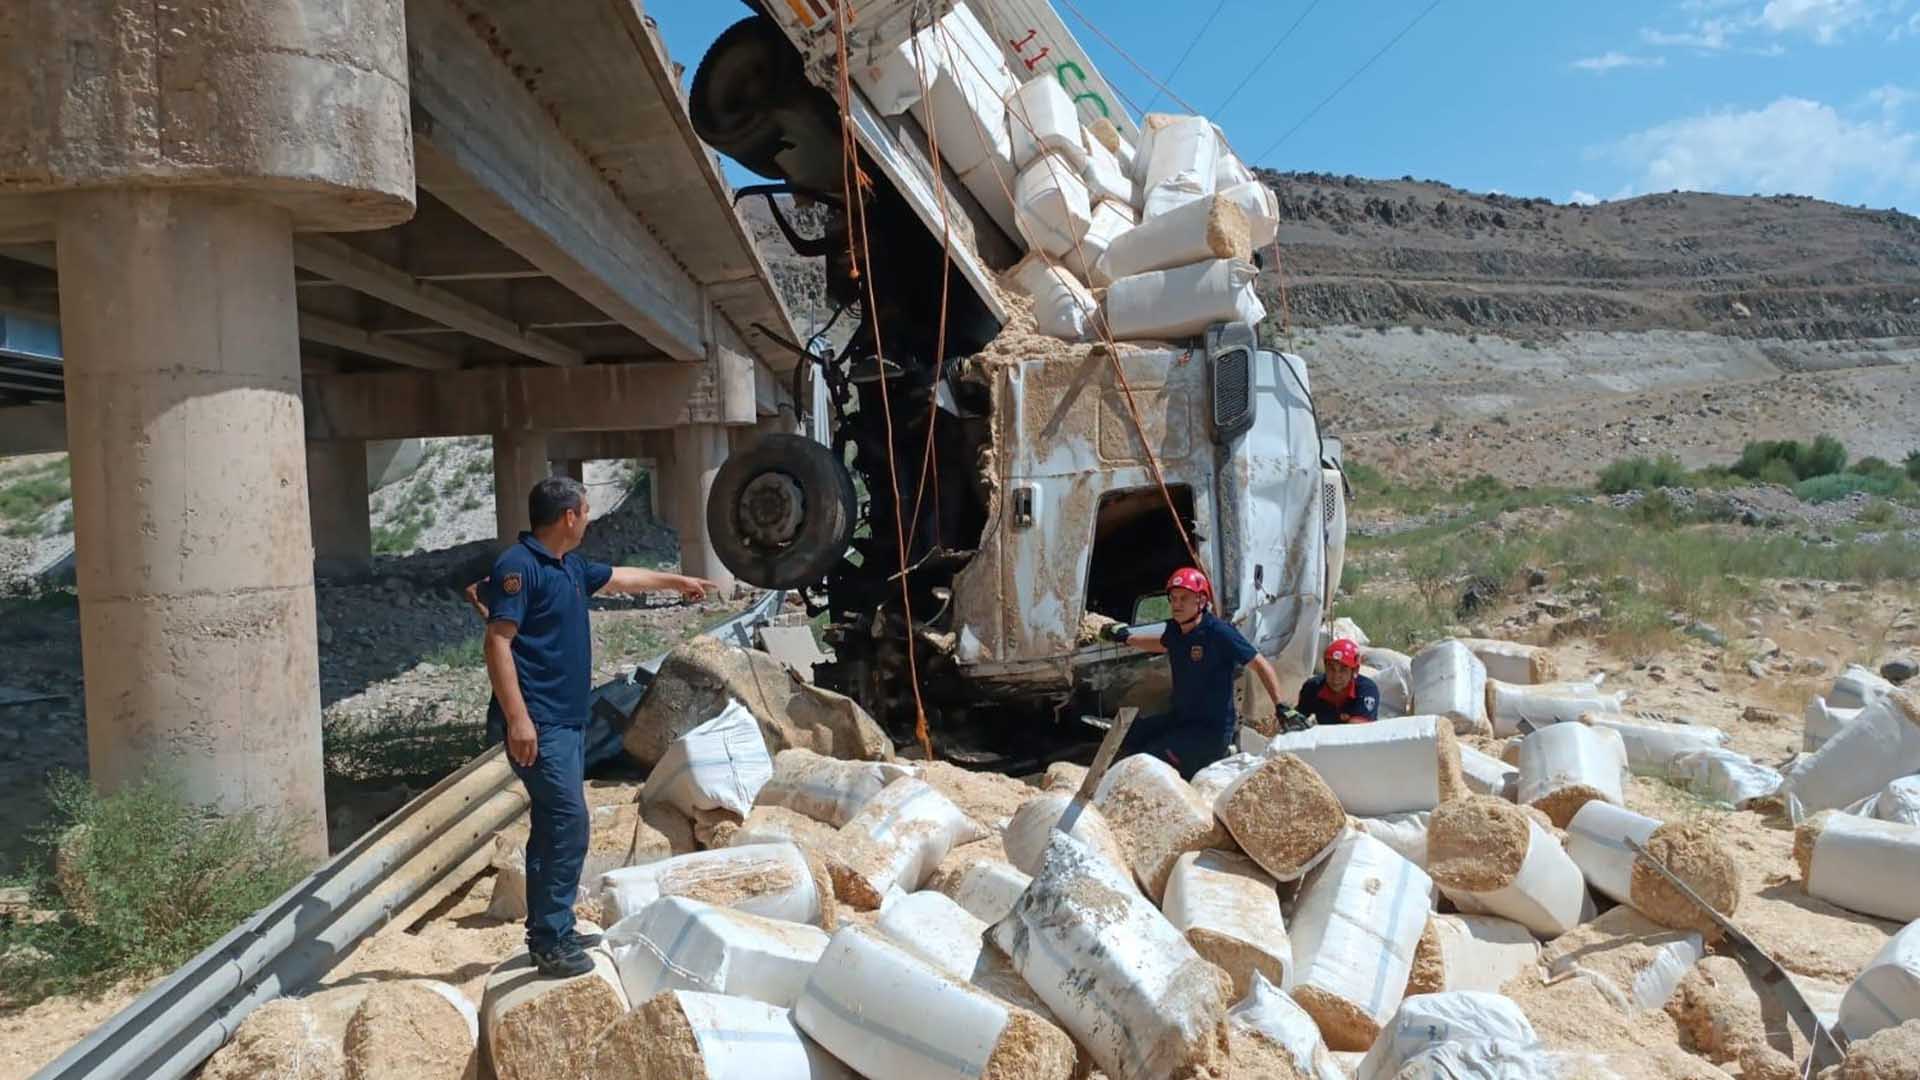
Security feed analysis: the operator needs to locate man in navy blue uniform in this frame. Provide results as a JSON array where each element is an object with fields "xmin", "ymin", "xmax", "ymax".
[
  {"xmin": 1296, "ymin": 637, "xmax": 1381, "ymax": 726},
  {"xmin": 1100, "ymin": 567, "xmax": 1288, "ymax": 778},
  {"xmin": 474, "ymin": 476, "xmax": 715, "ymax": 977}
]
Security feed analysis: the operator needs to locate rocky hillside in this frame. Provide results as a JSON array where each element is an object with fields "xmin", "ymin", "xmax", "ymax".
[{"xmin": 1255, "ymin": 170, "xmax": 1920, "ymax": 344}]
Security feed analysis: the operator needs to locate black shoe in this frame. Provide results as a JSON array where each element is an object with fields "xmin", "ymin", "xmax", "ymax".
[
  {"xmin": 530, "ymin": 940, "xmax": 594, "ymax": 978},
  {"xmin": 566, "ymin": 929, "xmax": 601, "ymax": 952}
]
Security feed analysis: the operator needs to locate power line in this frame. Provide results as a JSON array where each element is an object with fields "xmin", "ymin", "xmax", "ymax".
[
  {"xmin": 1142, "ymin": 0, "xmax": 1231, "ymax": 113},
  {"xmin": 1212, "ymin": 0, "xmax": 1327, "ymax": 119},
  {"xmin": 1252, "ymin": 0, "xmax": 1444, "ymax": 165}
]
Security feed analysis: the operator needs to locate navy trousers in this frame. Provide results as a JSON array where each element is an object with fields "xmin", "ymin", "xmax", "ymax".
[
  {"xmin": 1118, "ymin": 711, "xmax": 1232, "ymax": 780},
  {"xmin": 489, "ymin": 715, "xmax": 588, "ymax": 951}
]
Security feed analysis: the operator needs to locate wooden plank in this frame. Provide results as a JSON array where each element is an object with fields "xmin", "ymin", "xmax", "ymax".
[
  {"xmin": 296, "ymin": 313, "xmax": 462, "ymax": 372},
  {"xmin": 303, "ymin": 361, "xmax": 702, "ymax": 441},
  {"xmin": 405, "ymin": 0, "xmax": 707, "ymax": 363},
  {"xmin": 292, "ymin": 236, "xmax": 582, "ymax": 367},
  {"xmin": 1075, "ymin": 706, "xmax": 1139, "ymax": 804}
]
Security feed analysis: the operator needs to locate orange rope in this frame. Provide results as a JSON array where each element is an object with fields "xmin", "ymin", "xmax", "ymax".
[
  {"xmin": 834, "ymin": 4, "xmax": 935, "ymax": 762},
  {"xmin": 904, "ymin": 24, "xmax": 953, "ymax": 557}
]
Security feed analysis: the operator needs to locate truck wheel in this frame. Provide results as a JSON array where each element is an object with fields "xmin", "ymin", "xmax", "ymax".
[{"xmin": 706, "ymin": 435, "xmax": 857, "ymax": 589}]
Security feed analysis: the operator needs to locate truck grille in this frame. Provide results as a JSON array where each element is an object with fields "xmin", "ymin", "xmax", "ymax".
[{"xmin": 1211, "ymin": 347, "xmax": 1252, "ymax": 439}]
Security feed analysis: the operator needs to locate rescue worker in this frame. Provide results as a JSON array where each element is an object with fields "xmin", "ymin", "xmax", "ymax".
[
  {"xmin": 1296, "ymin": 637, "xmax": 1380, "ymax": 726},
  {"xmin": 1100, "ymin": 567, "xmax": 1289, "ymax": 778},
  {"xmin": 475, "ymin": 476, "xmax": 715, "ymax": 977}
]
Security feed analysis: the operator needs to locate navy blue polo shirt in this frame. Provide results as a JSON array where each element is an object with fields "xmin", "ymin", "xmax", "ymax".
[
  {"xmin": 1162, "ymin": 611, "xmax": 1259, "ymax": 738},
  {"xmin": 1297, "ymin": 673, "xmax": 1382, "ymax": 726},
  {"xmin": 485, "ymin": 532, "xmax": 613, "ymax": 729}
]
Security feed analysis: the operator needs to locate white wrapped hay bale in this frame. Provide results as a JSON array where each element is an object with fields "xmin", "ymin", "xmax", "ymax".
[
  {"xmin": 1091, "ymin": 753, "xmax": 1230, "ymax": 900},
  {"xmin": 835, "ymin": 778, "xmax": 987, "ymax": 909},
  {"xmin": 1516, "ymin": 722, "xmax": 1628, "ymax": 827},
  {"xmin": 907, "ymin": 4, "xmax": 1015, "ymax": 175},
  {"xmin": 1781, "ymin": 690, "xmax": 1920, "ymax": 814},
  {"xmin": 1217, "ymin": 753, "xmax": 1347, "ymax": 882},
  {"xmin": 587, "ymin": 989, "xmax": 854, "ymax": 1080},
  {"xmin": 992, "ymin": 830, "xmax": 1230, "ymax": 1080},
  {"xmin": 1796, "ymin": 811, "xmax": 1920, "ymax": 923},
  {"xmin": 1091, "ymin": 193, "xmax": 1251, "ymax": 286},
  {"xmin": 1833, "ymin": 663, "xmax": 1897, "ymax": 710},
  {"xmin": 1454, "ymin": 638, "xmax": 1559, "ymax": 686},
  {"xmin": 1352, "ymin": 811, "xmax": 1431, "ymax": 869},
  {"xmin": 876, "ymin": 890, "xmax": 988, "ymax": 980},
  {"xmin": 1013, "ymin": 152, "xmax": 1093, "ymax": 259},
  {"xmin": 1356, "ymin": 991, "xmax": 1541, "ymax": 1080},
  {"xmin": 604, "ymin": 895, "xmax": 829, "ymax": 1009},
  {"xmin": 1488, "ymin": 678, "xmax": 1627, "ymax": 737},
  {"xmin": 1846, "ymin": 775, "xmax": 1920, "ymax": 825},
  {"xmin": 483, "ymin": 942, "xmax": 629, "ymax": 1080},
  {"xmin": 797, "ymin": 925, "xmax": 1077, "ymax": 1080},
  {"xmin": 643, "ymin": 701, "xmax": 773, "ymax": 822},
  {"xmin": 941, "ymin": 858, "xmax": 1032, "ymax": 926},
  {"xmin": 1260, "ymin": 715, "xmax": 1466, "ymax": 817},
  {"xmin": 601, "ymin": 843, "xmax": 831, "ymax": 928},
  {"xmin": 1419, "ymin": 914, "xmax": 1540, "ymax": 994},
  {"xmin": 1458, "ymin": 744, "xmax": 1520, "ymax": 800},
  {"xmin": 1006, "ymin": 75, "xmax": 1086, "ymax": 170},
  {"xmin": 1361, "ymin": 646, "xmax": 1414, "ymax": 719},
  {"xmin": 1840, "ymin": 918, "xmax": 1920, "ymax": 1040},
  {"xmin": 1428, "ymin": 796, "xmax": 1585, "ymax": 939},
  {"xmin": 1103, "ymin": 257, "xmax": 1263, "ymax": 342},
  {"xmin": 1566, "ymin": 802, "xmax": 1741, "ymax": 935},
  {"xmin": 1228, "ymin": 973, "xmax": 1345, "ymax": 1080},
  {"xmin": 1003, "ymin": 789, "xmax": 1132, "ymax": 884},
  {"xmin": 1059, "ymin": 197, "xmax": 1135, "ymax": 283},
  {"xmin": 757, "ymin": 749, "xmax": 916, "ymax": 828},
  {"xmin": 1287, "ymin": 831, "xmax": 1435, "ymax": 1051},
  {"xmin": 959, "ymin": 156, "xmax": 1021, "ymax": 247},
  {"xmin": 1581, "ymin": 714, "xmax": 1728, "ymax": 773},
  {"xmin": 1804, "ymin": 696, "xmax": 1865, "ymax": 753},
  {"xmin": 1543, "ymin": 907, "xmax": 1704, "ymax": 1014},
  {"xmin": 1667, "ymin": 748, "xmax": 1783, "ymax": 808},
  {"xmin": 1162, "ymin": 849, "xmax": 1292, "ymax": 998},
  {"xmin": 1009, "ymin": 253, "xmax": 1099, "ymax": 341},
  {"xmin": 1189, "ymin": 752, "xmax": 1259, "ymax": 808},
  {"xmin": 1140, "ymin": 115, "xmax": 1220, "ymax": 219},
  {"xmin": 1081, "ymin": 130, "xmax": 1132, "ymax": 206},
  {"xmin": 1411, "ymin": 640, "xmax": 1490, "ymax": 736}
]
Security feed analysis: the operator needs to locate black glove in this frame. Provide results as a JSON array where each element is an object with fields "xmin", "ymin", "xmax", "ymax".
[
  {"xmin": 1278, "ymin": 707, "xmax": 1314, "ymax": 733},
  {"xmin": 1100, "ymin": 623, "xmax": 1132, "ymax": 643}
]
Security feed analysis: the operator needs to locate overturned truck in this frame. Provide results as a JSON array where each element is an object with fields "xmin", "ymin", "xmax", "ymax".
[{"xmin": 691, "ymin": 0, "xmax": 1347, "ymax": 761}]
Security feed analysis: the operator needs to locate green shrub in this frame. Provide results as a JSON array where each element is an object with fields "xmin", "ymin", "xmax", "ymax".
[
  {"xmin": 1597, "ymin": 455, "xmax": 1688, "ymax": 494},
  {"xmin": 1794, "ymin": 471, "xmax": 1912, "ymax": 504},
  {"xmin": 1628, "ymin": 489, "xmax": 1681, "ymax": 528},
  {"xmin": 1859, "ymin": 500, "xmax": 1898, "ymax": 527},
  {"xmin": 0, "ymin": 774, "xmax": 304, "ymax": 1003},
  {"xmin": 1756, "ymin": 459, "xmax": 1798, "ymax": 487},
  {"xmin": 1451, "ymin": 474, "xmax": 1510, "ymax": 503},
  {"xmin": 1335, "ymin": 594, "xmax": 1448, "ymax": 653},
  {"xmin": 1907, "ymin": 450, "xmax": 1920, "ymax": 482},
  {"xmin": 1851, "ymin": 456, "xmax": 1895, "ymax": 476},
  {"xmin": 1733, "ymin": 437, "xmax": 1848, "ymax": 482},
  {"xmin": 0, "ymin": 457, "xmax": 72, "ymax": 535}
]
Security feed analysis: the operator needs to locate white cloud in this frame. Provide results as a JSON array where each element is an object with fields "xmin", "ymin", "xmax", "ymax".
[
  {"xmin": 1569, "ymin": 190, "xmax": 1602, "ymax": 205},
  {"xmin": 1866, "ymin": 84, "xmax": 1917, "ymax": 116},
  {"xmin": 1640, "ymin": 0, "xmax": 1901, "ymax": 51},
  {"xmin": 1572, "ymin": 51, "xmax": 1667, "ymax": 72},
  {"xmin": 1612, "ymin": 96, "xmax": 1920, "ymax": 201},
  {"xmin": 1641, "ymin": 19, "xmax": 1740, "ymax": 48},
  {"xmin": 1759, "ymin": 0, "xmax": 1879, "ymax": 41}
]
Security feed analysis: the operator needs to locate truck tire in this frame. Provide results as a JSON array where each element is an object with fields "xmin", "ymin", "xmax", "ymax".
[
  {"xmin": 690, "ymin": 16, "xmax": 842, "ymax": 193},
  {"xmin": 706, "ymin": 435, "xmax": 857, "ymax": 589}
]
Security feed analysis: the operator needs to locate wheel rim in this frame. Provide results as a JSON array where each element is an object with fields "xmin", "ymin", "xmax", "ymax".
[{"xmin": 738, "ymin": 472, "xmax": 806, "ymax": 550}]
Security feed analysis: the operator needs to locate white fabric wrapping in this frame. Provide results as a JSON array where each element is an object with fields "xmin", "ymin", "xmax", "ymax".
[
  {"xmin": 1002, "ymin": 791, "xmax": 1132, "ymax": 885},
  {"xmin": 757, "ymin": 749, "xmax": 917, "ymax": 828},
  {"xmin": 1161, "ymin": 850, "xmax": 1293, "ymax": 992},
  {"xmin": 1668, "ymin": 748, "xmax": 1783, "ymax": 808},
  {"xmin": 1060, "ymin": 197, "xmax": 1135, "ymax": 284},
  {"xmin": 1488, "ymin": 679, "xmax": 1627, "ymax": 737},
  {"xmin": 912, "ymin": 61, "xmax": 1013, "ymax": 178},
  {"xmin": 841, "ymin": 778, "xmax": 988, "ymax": 900},
  {"xmin": 1140, "ymin": 115, "xmax": 1220, "ymax": 219},
  {"xmin": 1190, "ymin": 752, "xmax": 1260, "ymax": 809},
  {"xmin": 1564, "ymin": 801, "xmax": 1661, "ymax": 907},
  {"xmin": 1832, "ymin": 663, "xmax": 1897, "ymax": 710},
  {"xmin": 1440, "ymin": 818, "xmax": 1587, "ymax": 939},
  {"xmin": 1080, "ymin": 130, "xmax": 1132, "ymax": 206},
  {"xmin": 1845, "ymin": 775, "xmax": 1920, "ymax": 825},
  {"xmin": 1453, "ymin": 638, "xmax": 1556, "ymax": 686},
  {"xmin": 1781, "ymin": 691, "xmax": 1920, "ymax": 813},
  {"xmin": 1516, "ymin": 722, "xmax": 1627, "ymax": 813},
  {"xmin": 642, "ymin": 700, "xmax": 773, "ymax": 821},
  {"xmin": 1361, "ymin": 647, "xmax": 1414, "ymax": 719},
  {"xmin": 1804, "ymin": 813, "xmax": 1920, "ymax": 922},
  {"xmin": 1426, "ymin": 914, "xmax": 1541, "ymax": 994},
  {"xmin": 1352, "ymin": 811, "xmax": 1431, "ymax": 869},
  {"xmin": 1103, "ymin": 258, "xmax": 1259, "ymax": 341},
  {"xmin": 876, "ymin": 890, "xmax": 988, "ymax": 980},
  {"xmin": 1411, "ymin": 641, "xmax": 1490, "ymax": 735},
  {"xmin": 1261, "ymin": 715, "xmax": 1457, "ymax": 816},
  {"xmin": 795, "ymin": 926, "xmax": 1011, "ymax": 1080},
  {"xmin": 1288, "ymin": 832, "xmax": 1434, "ymax": 1036},
  {"xmin": 959, "ymin": 155, "xmax": 1021, "ymax": 248},
  {"xmin": 605, "ymin": 895, "xmax": 829, "ymax": 1008},
  {"xmin": 1581, "ymin": 714, "xmax": 1729, "ymax": 773},
  {"xmin": 944, "ymin": 858, "xmax": 1032, "ymax": 926},
  {"xmin": 1093, "ymin": 193, "xmax": 1247, "ymax": 286},
  {"xmin": 600, "ymin": 843, "xmax": 825, "ymax": 928},
  {"xmin": 1804, "ymin": 696, "xmax": 1865, "ymax": 753},
  {"xmin": 666, "ymin": 991, "xmax": 856, "ymax": 1080},
  {"xmin": 1013, "ymin": 152, "xmax": 1093, "ymax": 258},
  {"xmin": 1357, "ymin": 992, "xmax": 1540, "ymax": 1080},
  {"xmin": 1006, "ymin": 75, "xmax": 1087, "ymax": 170},
  {"xmin": 991, "ymin": 830, "xmax": 1227, "ymax": 1080},
  {"xmin": 1011, "ymin": 253, "xmax": 1099, "ymax": 340},
  {"xmin": 1458, "ymin": 745, "xmax": 1519, "ymax": 801},
  {"xmin": 1228, "ymin": 973, "xmax": 1345, "ymax": 1080},
  {"xmin": 1840, "ymin": 918, "xmax": 1920, "ymax": 1041}
]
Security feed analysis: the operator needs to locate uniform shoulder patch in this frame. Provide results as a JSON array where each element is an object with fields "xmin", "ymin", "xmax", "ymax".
[{"xmin": 501, "ymin": 572, "xmax": 523, "ymax": 596}]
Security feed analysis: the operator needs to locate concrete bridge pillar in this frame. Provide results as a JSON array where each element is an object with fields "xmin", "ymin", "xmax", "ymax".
[
  {"xmin": 551, "ymin": 458, "xmax": 587, "ymax": 483},
  {"xmin": 308, "ymin": 439, "xmax": 373, "ymax": 575},
  {"xmin": 493, "ymin": 431, "xmax": 550, "ymax": 544},
  {"xmin": 5, "ymin": 0, "xmax": 417, "ymax": 861},
  {"xmin": 666, "ymin": 424, "xmax": 735, "ymax": 591}
]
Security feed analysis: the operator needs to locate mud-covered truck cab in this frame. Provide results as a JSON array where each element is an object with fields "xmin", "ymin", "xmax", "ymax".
[{"xmin": 691, "ymin": 0, "xmax": 1346, "ymax": 763}]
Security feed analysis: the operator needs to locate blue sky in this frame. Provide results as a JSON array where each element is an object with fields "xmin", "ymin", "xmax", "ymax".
[{"xmin": 647, "ymin": 0, "xmax": 1920, "ymax": 210}]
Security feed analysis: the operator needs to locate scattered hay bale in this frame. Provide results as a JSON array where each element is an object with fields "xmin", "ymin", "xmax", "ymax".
[
  {"xmin": 342, "ymin": 980, "xmax": 476, "ymax": 1080},
  {"xmin": 1215, "ymin": 754, "xmax": 1344, "ymax": 882},
  {"xmin": 1094, "ymin": 753, "xmax": 1232, "ymax": 900},
  {"xmin": 481, "ymin": 946, "xmax": 628, "ymax": 1080},
  {"xmin": 1162, "ymin": 850, "xmax": 1291, "ymax": 1000},
  {"xmin": 1428, "ymin": 795, "xmax": 1584, "ymax": 938}
]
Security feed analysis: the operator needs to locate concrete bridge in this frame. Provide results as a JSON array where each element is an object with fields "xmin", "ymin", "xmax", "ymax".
[{"xmin": 0, "ymin": 0, "xmax": 806, "ymax": 859}]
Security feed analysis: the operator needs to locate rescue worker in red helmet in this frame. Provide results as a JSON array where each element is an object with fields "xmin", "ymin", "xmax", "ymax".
[
  {"xmin": 1295, "ymin": 637, "xmax": 1380, "ymax": 726},
  {"xmin": 1099, "ymin": 566, "xmax": 1289, "ymax": 778}
]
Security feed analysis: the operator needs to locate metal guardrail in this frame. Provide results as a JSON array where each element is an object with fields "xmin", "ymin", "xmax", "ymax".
[{"xmin": 30, "ymin": 588, "xmax": 787, "ymax": 1080}]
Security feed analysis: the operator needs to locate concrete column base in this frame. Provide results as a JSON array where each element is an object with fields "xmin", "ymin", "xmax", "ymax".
[
  {"xmin": 308, "ymin": 440, "xmax": 372, "ymax": 577},
  {"xmin": 493, "ymin": 431, "xmax": 549, "ymax": 544},
  {"xmin": 666, "ymin": 424, "xmax": 734, "ymax": 590},
  {"xmin": 57, "ymin": 189, "xmax": 327, "ymax": 860}
]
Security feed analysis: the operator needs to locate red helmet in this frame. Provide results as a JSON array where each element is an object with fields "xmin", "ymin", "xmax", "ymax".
[
  {"xmin": 1325, "ymin": 637, "xmax": 1361, "ymax": 669},
  {"xmin": 1166, "ymin": 567, "xmax": 1212, "ymax": 602}
]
